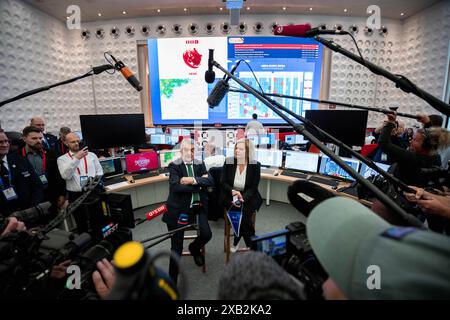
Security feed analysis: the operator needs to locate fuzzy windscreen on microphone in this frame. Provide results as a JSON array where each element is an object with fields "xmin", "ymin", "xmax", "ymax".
[{"xmin": 217, "ymin": 251, "xmax": 306, "ymax": 300}]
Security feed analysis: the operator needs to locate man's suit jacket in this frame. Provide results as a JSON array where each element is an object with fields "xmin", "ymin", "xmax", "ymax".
[
  {"xmin": 163, "ymin": 158, "xmax": 213, "ymax": 226},
  {"xmin": 43, "ymin": 133, "xmax": 59, "ymax": 154},
  {"xmin": 220, "ymin": 157, "xmax": 263, "ymax": 214},
  {"xmin": 0, "ymin": 153, "xmax": 45, "ymax": 216},
  {"xmin": 18, "ymin": 148, "xmax": 66, "ymax": 204}
]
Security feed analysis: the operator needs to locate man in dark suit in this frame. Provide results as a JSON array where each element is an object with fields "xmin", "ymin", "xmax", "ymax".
[
  {"xmin": 163, "ymin": 138, "xmax": 213, "ymax": 284},
  {"xmin": 0, "ymin": 129, "xmax": 44, "ymax": 217},
  {"xmin": 30, "ymin": 117, "xmax": 59, "ymax": 154},
  {"xmin": 21, "ymin": 126, "xmax": 66, "ymax": 210}
]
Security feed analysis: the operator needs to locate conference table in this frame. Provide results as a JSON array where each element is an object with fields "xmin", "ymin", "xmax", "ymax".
[{"xmin": 104, "ymin": 171, "xmax": 371, "ymax": 210}]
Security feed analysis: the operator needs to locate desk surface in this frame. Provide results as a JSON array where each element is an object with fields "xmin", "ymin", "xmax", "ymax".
[{"xmin": 105, "ymin": 171, "xmax": 371, "ymax": 205}]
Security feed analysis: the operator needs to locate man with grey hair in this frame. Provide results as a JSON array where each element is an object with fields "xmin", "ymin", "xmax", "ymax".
[{"xmin": 163, "ymin": 138, "xmax": 213, "ymax": 284}]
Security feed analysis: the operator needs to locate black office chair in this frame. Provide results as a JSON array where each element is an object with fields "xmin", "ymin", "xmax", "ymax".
[{"xmin": 207, "ymin": 166, "xmax": 223, "ymax": 221}]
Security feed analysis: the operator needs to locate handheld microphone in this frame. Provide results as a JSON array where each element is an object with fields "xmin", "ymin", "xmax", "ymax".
[
  {"xmin": 207, "ymin": 60, "xmax": 242, "ymax": 108},
  {"xmin": 145, "ymin": 204, "xmax": 168, "ymax": 221},
  {"xmin": 274, "ymin": 24, "xmax": 346, "ymax": 38},
  {"xmin": 204, "ymin": 49, "xmax": 216, "ymax": 84},
  {"xmin": 110, "ymin": 54, "xmax": 143, "ymax": 91}
]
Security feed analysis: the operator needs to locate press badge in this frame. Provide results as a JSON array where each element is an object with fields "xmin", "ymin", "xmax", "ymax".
[
  {"xmin": 3, "ymin": 187, "xmax": 18, "ymax": 201},
  {"xmin": 39, "ymin": 174, "xmax": 48, "ymax": 185},
  {"xmin": 80, "ymin": 175, "xmax": 89, "ymax": 187}
]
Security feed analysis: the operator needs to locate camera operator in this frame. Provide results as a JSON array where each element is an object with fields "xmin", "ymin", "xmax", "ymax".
[
  {"xmin": 307, "ymin": 197, "xmax": 450, "ymax": 299},
  {"xmin": 57, "ymin": 132, "xmax": 103, "ymax": 233},
  {"xmin": 92, "ymin": 259, "xmax": 116, "ymax": 299}
]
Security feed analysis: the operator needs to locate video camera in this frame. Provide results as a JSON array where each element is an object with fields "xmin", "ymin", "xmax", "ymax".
[{"xmin": 251, "ymin": 221, "xmax": 327, "ymax": 300}]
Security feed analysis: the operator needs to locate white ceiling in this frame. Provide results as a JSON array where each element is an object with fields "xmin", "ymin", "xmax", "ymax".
[{"xmin": 24, "ymin": 0, "xmax": 442, "ymax": 22}]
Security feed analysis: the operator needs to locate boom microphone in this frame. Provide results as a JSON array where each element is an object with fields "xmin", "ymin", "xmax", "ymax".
[
  {"xmin": 145, "ymin": 204, "xmax": 168, "ymax": 221},
  {"xmin": 207, "ymin": 60, "xmax": 242, "ymax": 108},
  {"xmin": 110, "ymin": 54, "xmax": 143, "ymax": 92},
  {"xmin": 204, "ymin": 49, "xmax": 216, "ymax": 84},
  {"xmin": 274, "ymin": 24, "xmax": 346, "ymax": 38}
]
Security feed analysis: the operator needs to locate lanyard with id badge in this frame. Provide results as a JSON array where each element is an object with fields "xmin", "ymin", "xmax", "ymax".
[
  {"xmin": 68, "ymin": 153, "xmax": 89, "ymax": 188},
  {"xmin": 0, "ymin": 168, "xmax": 18, "ymax": 202},
  {"xmin": 22, "ymin": 148, "xmax": 48, "ymax": 185}
]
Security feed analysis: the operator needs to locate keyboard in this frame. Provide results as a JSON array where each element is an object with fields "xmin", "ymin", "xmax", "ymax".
[
  {"xmin": 103, "ymin": 176, "xmax": 127, "ymax": 186},
  {"xmin": 132, "ymin": 171, "xmax": 160, "ymax": 180},
  {"xmin": 308, "ymin": 176, "xmax": 339, "ymax": 187},
  {"xmin": 337, "ymin": 186, "xmax": 359, "ymax": 197},
  {"xmin": 261, "ymin": 168, "xmax": 276, "ymax": 175},
  {"xmin": 280, "ymin": 171, "xmax": 308, "ymax": 180}
]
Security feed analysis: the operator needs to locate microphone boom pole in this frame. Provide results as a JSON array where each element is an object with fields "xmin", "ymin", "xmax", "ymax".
[
  {"xmin": 211, "ymin": 59, "xmax": 424, "ymax": 228},
  {"xmin": 228, "ymin": 88, "xmax": 420, "ymax": 120},
  {"xmin": 313, "ymin": 36, "xmax": 450, "ymax": 116}
]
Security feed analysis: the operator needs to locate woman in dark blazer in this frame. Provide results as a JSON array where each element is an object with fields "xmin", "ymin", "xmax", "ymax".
[{"xmin": 221, "ymin": 138, "xmax": 263, "ymax": 250}]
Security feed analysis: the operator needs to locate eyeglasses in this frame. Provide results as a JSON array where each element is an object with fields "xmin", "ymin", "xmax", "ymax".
[{"xmin": 0, "ymin": 140, "xmax": 10, "ymax": 145}]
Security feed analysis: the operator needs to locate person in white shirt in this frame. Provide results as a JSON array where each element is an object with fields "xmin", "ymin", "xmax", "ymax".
[
  {"xmin": 57, "ymin": 132, "xmax": 103, "ymax": 233},
  {"xmin": 245, "ymin": 113, "xmax": 265, "ymax": 137},
  {"xmin": 203, "ymin": 142, "xmax": 225, "ymax": 171}
]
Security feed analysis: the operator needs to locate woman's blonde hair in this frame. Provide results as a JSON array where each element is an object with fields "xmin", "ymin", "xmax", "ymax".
[{"xmin": 418, "ymin": 127, "xmax": 450, "ymax": 155}]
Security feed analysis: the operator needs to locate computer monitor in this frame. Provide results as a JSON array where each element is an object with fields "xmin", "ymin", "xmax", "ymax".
[
  {"xmin": 99, "ymin": 157, "xmax": 124, "ymax": 178},
  {"xmin": 305, "ymin": 110, "xmax": 368, "ymax": 146},
  {"xmin": 259, "ymin": 133, "xmax": 276, "ymax": 146},
  {"xmin": 145, "ymin": 127, "xmax": 163, "ymax": 135},
  {"xmin": 319, "ymin": 155, "xmax": 361, "ymax": 181},
  {"xmin": 170, "ymin": 128, "xmax": 190, "ymax": 136},
  {"xmin": 125, "ymin": 152, "xmax": 159, "ymax": 173},
  {"xmin": 80, "ymin": 114, "xmax": 145, "ymax": 149},
  {"xmin": 150, "ymin": 134, "xmax": 167, "ymax": 145},
  {"xmin": 246, "ymin": 135, "xmax": 259, "ymax": 146},
  {"xmin": 284, "ymin": 151, "xmax": 320, "ymax": 173},
  {"xmin": 159, "ymin": 150, "xmax": 181, "ymax": 168},
  {"xmin": 256, "ymin": 149, "xmax": 283, "ymax": 168},
  {"xmin": 359, "ymin": 162, "xmax": 390, "ymax": 179},
  {"xmin": 285, "ymin": 135, "xmax": 307, "ymax": 145}
]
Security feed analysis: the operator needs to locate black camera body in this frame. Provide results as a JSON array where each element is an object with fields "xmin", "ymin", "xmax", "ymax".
[{"xmin": 251, "ymin": 221, "xmax": 327, "ymax": 300}]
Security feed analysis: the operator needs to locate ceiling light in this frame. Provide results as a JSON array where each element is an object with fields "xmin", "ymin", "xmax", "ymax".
[
  {"xmin": 122, "ymin": 11, "xmax": 127, "ymax": 15},
  {"xmin": 309, "ymin": 7, "xmax": 313, "ymax": 11},
  {"xmin": 157, "ymin": 9, "xmax": 160, "ymax": 13},
  {"xmin": 282, "ymin": 7, "xmax": 287, "ymax": 11},
  {"xmin": 344, "ymin": 8, "xmax": 348, "ymax": 13},
  {"xmin": 184, "ymin": 8, "xmax": 187, "ymax": 12},
  {"xmin": 219, "ymin": 7, "xmax": 223, "ymax": 11},
  {"xmin": 246, "ymin": 7, "xmax": 250, "ymax": 10},
  {"xmin": 400, "ymin": 12, "xmax": 404, "ymax": 16},
  {"xmin": 97, "ymin": 13, "xmax": 102, "ymax": 17}
]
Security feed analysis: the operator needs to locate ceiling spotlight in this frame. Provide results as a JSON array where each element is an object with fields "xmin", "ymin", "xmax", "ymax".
[
  {"xmin": 238, "ymin": 22, "xmax": 247, "ymax": 34},
  {"xmin": 400, "ymin": 12, "xmax": 404, "ymax": 16},
  {"xmin": 246, "ymin": 7, "xmax": 250, "ymax": 10},
  {"xmin": 364, "ymin": 26, "xmax": 374, "ymax": 36},
  {"xmin": 205, "ymin": 22, "xmax": 215, "ymax": 35},
  {"xmin": 349, "ymin": 24, "xmax": 359, "ymax": 35},
  {"xmin": 110, "ymin": 26, "xmax": 120, "ymax": 38},
  {"xmin": 220, "ymin": 22, "xmax": 231, "ymax": 34},
  {"xmin": 309, "ymin": 7, "xmax": 313, "ymax": 11},
  {"xmin": 183, "ymin": 8, "xmax": 187, "ymax": 12},
  {"xmin": 334, "ymin": 24, "xmax": 343, "ymax": 31},
  {"xmin": 125, "ymin": 25, "xmax": 135, "ymax": 37},
  {"xmin": 379, "ymin": 26, "xmax": 388, "ymax": 37},
  {"xmin": 122, "ymin": 11, "xmax": 127, "ymax": 15},
  {"xmin": 270, "ymin": 22, "xmax": 279, "ymax": 34},
  {"xmin": 253, "ymin": 22, "xmax": 264, "ymax": 33},
  {"xmin": 172, "ymin": 24, "xmax": 182, "ymax": 35},
  {"xmin": 80, "ymin": 29, "xmax": 91, "ymax": 40},
  {"xmin": 219, "ymin": 7, "xmax": 223, "ymax": 11},
  {"xmin": 344, "ymin": 9, "xmax": 348, "ymax": 13},
  {"xmin": 188, "ymin": 23, "xmax": 199, "ymax": 35},
  {"xmin": 156, "ymin": 24, "xmax": 166, "ymax": 36},
  {"xmin": 282, "ymin": 7, "xmax": 287, "ymax": 11},
  {"xmin": 141, "ymin": 25, "xmax": 151, "ymax": 36},
  {"xmin": 97, "ymin": 13, "xmax": 102, "ymax": 17},
  {"xmin": 95, "ymin": 27, "xmax": 105, "ymax": 39}
]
